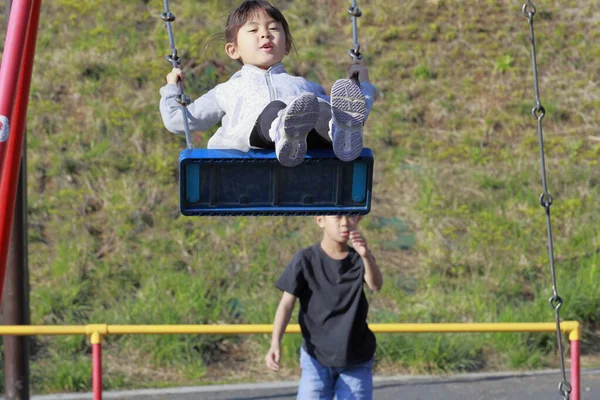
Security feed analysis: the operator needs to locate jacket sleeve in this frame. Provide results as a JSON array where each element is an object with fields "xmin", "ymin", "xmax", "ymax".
[
  {"xmin": 159, "ymin": 84, "xmax": 225, "ymax": 135},
  {"xmin": 309, "ymin": 81, "xmax": 330, "ymax": 103}
]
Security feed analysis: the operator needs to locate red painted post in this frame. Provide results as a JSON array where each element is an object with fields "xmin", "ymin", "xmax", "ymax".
[
  {"xmin": 571, "ymin": 339, "xmax": 580, "ymax": 400},
  {"xmin": 92, "ymin": 338, "xmax": 103, "ymax": 400},
  {"xmin": 0, "ymin": 0, "xmax": 39, "ymax": 305},
  {"xmin": 0, "ymin": 0, "xmax": 34, "ymax": 167}
]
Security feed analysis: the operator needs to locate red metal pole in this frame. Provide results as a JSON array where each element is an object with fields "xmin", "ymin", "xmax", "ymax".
[
  {"xmin": 570, "ymin": 339, "xmax": 580, "ymax": 400},
  {"xmin": 0, "ymin": 0, "xmax": 40, "ymax": 305},
  {"xmin": 0, "ymin": 0, "xmax": 34, "ymax": 167},
  {"xmin": 92, "ymin": 341, "xmax": 103, "ymax": 400}
]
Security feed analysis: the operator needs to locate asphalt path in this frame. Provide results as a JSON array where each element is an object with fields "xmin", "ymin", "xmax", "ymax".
[{"xmin": 24, "ymin": 369, "xmax": 600, "ymax": 400}]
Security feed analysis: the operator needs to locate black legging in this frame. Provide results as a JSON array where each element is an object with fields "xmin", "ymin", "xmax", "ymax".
[{"xmin": 249, "ymin": 100, "xmax": 331, "ymax": 150}]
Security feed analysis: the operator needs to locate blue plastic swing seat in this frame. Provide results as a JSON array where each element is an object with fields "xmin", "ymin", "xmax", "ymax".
[{"xmin": 179, "ymin": 148, "xmax": 374, "ymax": 216}]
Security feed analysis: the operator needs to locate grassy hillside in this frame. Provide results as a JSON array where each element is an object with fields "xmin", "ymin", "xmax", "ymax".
[{"xmin": 0, "ymin": 0, "xmax": 599, "ymax": 394}]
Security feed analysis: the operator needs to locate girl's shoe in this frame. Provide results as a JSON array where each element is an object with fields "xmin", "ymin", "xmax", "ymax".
[
  {"xmin": 272, "ymin": 93, "xmax": 320, "ymax": 167},
  {"xmin": 330, "ymin": 79, "xmax": 366, "ymax": 162}
]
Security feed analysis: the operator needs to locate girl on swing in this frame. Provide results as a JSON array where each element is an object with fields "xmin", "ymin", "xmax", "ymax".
[{"xmin": 159, "ymin": 0, "xmax": 375, "ymax": 167}]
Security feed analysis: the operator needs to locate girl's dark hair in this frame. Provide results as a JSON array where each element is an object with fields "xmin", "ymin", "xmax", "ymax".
[{"xmin": 225, "ymin": 0, "xmax": 294, "ymax": 53}]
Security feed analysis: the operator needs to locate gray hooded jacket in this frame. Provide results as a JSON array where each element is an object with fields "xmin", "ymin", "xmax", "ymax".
[{"xmin": 159, "ymin": 63, "xmax": 375, "ymax": 152}]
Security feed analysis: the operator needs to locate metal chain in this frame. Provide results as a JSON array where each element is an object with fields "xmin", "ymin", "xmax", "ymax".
[
  {"xmin": 161, "ymin": 0, "xmax": 193, "ymax": 149},
  {"xmin": 522, "ymin": 2, "xmax": 570, "ymax": 399},
  {"xmin": 347, "ymin": 0, "xmax": 362, "ymax": 61},
  {"xmin": 347, "ymin": 0, "xmax": 362, "ymax": 85}
]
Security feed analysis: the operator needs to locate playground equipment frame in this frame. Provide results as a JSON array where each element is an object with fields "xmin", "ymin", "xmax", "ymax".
[{"xmin": 0, "ymin": 321, "xmax": 582, "ymax": 400}]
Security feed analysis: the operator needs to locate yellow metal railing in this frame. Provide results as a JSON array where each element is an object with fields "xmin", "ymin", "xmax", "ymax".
[
  {"xmin": 0, "ymin": 321, "xmax": 582, "ymax": 400},
  {"xmin": 0, "ymin": 321, "xmax": 582, "ymax": 339}
]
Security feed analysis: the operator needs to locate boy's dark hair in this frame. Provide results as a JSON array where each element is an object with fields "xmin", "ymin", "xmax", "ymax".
[{"xmin": 226, "ymin": 0, "xmax": 294, "ymax": 53}]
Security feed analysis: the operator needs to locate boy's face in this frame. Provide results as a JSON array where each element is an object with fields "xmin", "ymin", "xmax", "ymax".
[
  {"xmin": 316, "ymin": 216, "xmax": 360, "ymax": 244},
  {"xmin": 225, "ymin": 9, "xmax": 288, "ymax": 70}
]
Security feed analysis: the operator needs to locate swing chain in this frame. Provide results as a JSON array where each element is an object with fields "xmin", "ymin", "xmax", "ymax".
[
  {"xmin": 162, "ymin": 0, "xmax": 193, "ymax": 149},
  {"xmin": 348, "ymin": 0, "xmax": 362, "ymax": 61},
  {"xmin": 161, "ymin": 11, "xmax": 175, "ymax": 22},
  {"xmin": 523, "ymin": 2, "xmax": 570, "ymax": 399},
  {"xmin": 522, "ymin": 0, "xmax": 536, "ymax": 22}
]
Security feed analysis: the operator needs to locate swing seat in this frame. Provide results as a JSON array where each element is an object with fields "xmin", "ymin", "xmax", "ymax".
[{"xmin": 179, "ymin": 148, "xmax": 374, "ymax": 216}]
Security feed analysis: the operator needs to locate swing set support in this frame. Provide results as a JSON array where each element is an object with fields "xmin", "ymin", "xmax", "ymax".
[
  {"xmin": 0, "ymin": 2, "xmax": 580, "ymax": 399},
  {"xmin": 0, "ymin": 0, "xmax": 42, "ymax": 305}
]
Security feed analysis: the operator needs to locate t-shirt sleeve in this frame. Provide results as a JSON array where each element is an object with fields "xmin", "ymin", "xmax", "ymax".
[{"xmin": 276, "ymin": 252, "xmax": 307, "ymax": 297}]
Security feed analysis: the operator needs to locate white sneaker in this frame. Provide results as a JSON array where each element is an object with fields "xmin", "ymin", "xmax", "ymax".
[
  {"xmin": 330, "ymin": 79, "xmax": 366, "ymax": 162},
  {"xmin": 272, "ymin": 93, "xmax": 319, "ymax": 167}
]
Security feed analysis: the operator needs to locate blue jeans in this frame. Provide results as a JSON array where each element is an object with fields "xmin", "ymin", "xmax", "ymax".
[{"xmin": 297, "ymin": 347, "xmax": 374, "ymax": 400}]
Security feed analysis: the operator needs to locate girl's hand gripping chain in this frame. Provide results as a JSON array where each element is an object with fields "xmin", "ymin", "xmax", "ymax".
[
  {"xmin": 166, "ymin": 68, "xmax": 184, "ymax": 85},
  {"xmin": 347, "ymin": 59, "xmax": 369, "ymax": 83}
]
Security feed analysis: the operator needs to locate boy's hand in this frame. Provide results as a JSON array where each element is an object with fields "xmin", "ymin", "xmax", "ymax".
[
  {"xmin": 166, "ymin": 68, "xmax": 184, "ymax": 85},
  {"xmin": 265, "ymin": 345, "xmax": 281, "ymax": 372},
  {"xmin": 350, "ymin": 231, "xmax": 370, "ymax": 258},
  {"xmin": 347, "ymin": 60, "xmax": 369, "ymax": 83}
]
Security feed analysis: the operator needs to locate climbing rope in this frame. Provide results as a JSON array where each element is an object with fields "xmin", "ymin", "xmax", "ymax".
[
  {"xmin": 161, "ymin": 0, "xmax": 193, "ymax": 149},
  {"xmin": 522, "ymin": 1, "xmax": 570, "ymax": 399}
]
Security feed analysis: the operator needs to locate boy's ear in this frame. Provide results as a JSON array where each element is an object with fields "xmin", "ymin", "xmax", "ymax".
[
  {"xmin": 225, "ymin": 42, "xmax": 240, "ymax": 60},
  {"xmin": 314, "ymin": 216, "xmax": 324, "ymax": 227}
]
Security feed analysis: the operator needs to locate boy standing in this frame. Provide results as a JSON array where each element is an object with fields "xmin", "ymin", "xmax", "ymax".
[{"xmin": 265, "ymin": 216, "xmax": 383, "ymax": 399}]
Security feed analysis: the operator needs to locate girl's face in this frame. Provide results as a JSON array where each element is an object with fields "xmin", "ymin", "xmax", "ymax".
[{"xmin": 225, "ymin": 9, "xmax": 288, "ymax": 69}]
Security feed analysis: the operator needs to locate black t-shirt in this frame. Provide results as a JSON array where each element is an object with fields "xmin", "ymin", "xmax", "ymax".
[{"xmin": 276, "ymin": 243, "xmax": 376, "ymax": 367}]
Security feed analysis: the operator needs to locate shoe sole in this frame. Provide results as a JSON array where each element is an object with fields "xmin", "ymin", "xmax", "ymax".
[
  {"xmin": 331, "ymin": 79, "xmax": 366, "ymax": 162},
  {"xmin": 276, "ymin": 94, "xmax": 319, "ymax": 167}
]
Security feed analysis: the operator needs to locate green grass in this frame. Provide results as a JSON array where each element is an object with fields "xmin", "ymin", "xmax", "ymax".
[{"xmin": 0, "ymin": 0, "xmax": 598, "ymax": 394}]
